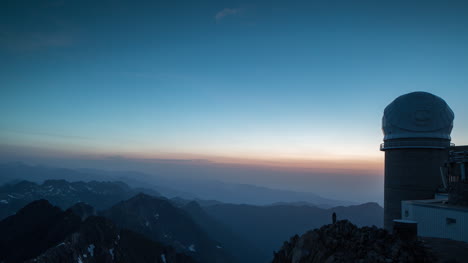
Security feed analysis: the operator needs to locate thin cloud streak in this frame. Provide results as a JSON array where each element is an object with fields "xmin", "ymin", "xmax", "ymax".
[
  {"xmin": 4, "ymin": 129, "xmax": 93, "ymax": 141},
  {"xmin": 0, "ymin": 31, "xmax": 76, "ymax": 51},
  {"xmin": 215, "ymin": 8, "xmax": 242, "ymax": 22}
]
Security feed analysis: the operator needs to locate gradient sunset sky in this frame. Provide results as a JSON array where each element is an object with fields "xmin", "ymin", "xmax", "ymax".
[{"xmin": 1, "ymin": 1, "xmax": 468, "ymax": 202}]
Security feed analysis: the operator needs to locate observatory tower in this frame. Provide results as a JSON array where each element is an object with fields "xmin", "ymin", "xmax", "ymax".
[{"xmin": 381, "ymin": 92, "xmax": 454, "ymax": 231}]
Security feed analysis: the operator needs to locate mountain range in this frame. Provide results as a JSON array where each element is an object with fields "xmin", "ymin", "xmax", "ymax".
[
  {"xmin": 0, "ymin": 162, "xmax": 356, "ymax": 207},
  {"xmin": 0, "ymin": 163, "xmax": 384, "ymax": 263}
]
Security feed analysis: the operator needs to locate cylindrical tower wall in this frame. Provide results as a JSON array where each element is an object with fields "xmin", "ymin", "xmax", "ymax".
[{"xmin": 383, "ymin": 145, "xmax": 449, "ymax": 230}]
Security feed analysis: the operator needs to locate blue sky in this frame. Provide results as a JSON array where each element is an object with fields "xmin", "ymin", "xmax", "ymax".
[{"xmin": 1, "ymin": 1, "xmax": 468, "ymax": 200}]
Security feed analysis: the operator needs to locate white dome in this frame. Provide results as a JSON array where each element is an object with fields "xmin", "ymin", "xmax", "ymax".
[{"xmin": 382, "ymin": 92, "xmax": 454, "ymax": 140}]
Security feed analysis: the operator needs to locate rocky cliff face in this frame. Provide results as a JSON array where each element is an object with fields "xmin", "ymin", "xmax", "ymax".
[{"xmin": 272, "ymin": 220, "xmax": 435, "ymax": 263}]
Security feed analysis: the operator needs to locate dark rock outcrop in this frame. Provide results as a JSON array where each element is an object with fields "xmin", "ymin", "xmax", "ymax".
[
  {"xmin": 0, "ymin": 200, "xmax": 81, "ymax": 262},
  {"xmin": 29, "ymin": 216, "xmax": 195, "ymax": 263},
  {"xmin": 68, "ymin": 202, "xmax": 97, "ymax": 221},
  {"xmin": 272, "ymin": 220, "xmax": 436, "ymax": 263},
  {"xmin": 0, "ymin": 199, "xmax": 195, "ymax": 263}
]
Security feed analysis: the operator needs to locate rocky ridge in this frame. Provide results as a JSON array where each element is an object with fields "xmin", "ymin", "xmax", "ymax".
[{"xmin": 272, "ymin": 220, "xmax": 436, "ymax": 263}]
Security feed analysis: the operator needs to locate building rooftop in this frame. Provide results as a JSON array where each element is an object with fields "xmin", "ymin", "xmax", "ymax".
[{"xmin": 403, "ymin": 198, "xmax": 468, "ymax": 212}]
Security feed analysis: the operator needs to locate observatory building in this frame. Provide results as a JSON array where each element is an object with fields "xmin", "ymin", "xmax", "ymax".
[{"xmin": 381, "ymin": 91, "xmax": 468, "ymax": 242}]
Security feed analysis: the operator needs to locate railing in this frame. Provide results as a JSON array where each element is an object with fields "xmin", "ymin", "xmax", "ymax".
[
  {"xmin": 449, "ymin": 151, "xmax": 468, "ymax": 163},
  {"xmin": 380, "ymin": 141, "xmax": 454, "ymax": 150}
]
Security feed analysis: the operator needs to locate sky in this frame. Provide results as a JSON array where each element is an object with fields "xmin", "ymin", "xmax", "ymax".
[{"xmin": 1, "ymin": 0, "xmax": 468, "ymax": 202}]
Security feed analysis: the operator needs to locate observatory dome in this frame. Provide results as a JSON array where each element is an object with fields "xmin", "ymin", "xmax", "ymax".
[{"xmin": 382, "ymin": 92, "xmax": 454, "ymax": 140}]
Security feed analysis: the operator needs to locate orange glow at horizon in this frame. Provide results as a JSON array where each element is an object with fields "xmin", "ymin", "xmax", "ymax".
[
  {"xmin": 1, "ymin": 141, "xmax": 385, "ymax": 176},
  {"xmin": 99, "ymin": 150, "xmax": 385, "ymax": 176}
]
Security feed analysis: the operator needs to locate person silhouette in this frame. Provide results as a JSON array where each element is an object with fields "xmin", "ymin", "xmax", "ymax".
[{"xmin": 332, "ymin": 212, "xmax": 337, "ymax": 224}]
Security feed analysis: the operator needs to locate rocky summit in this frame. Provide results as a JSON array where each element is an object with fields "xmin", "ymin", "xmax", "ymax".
[{"xmin": 272, "ymin": 220, "xmax": 436, "ymax": 263}]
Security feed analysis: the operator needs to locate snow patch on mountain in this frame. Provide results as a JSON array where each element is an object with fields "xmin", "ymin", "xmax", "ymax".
[
  {"xmin": 188, "ymin": 244, "xmax": 196, "ymax": 252},
  {"xmin": 87, "ymin": 244, "xmax": 95, "ymax": 257}
]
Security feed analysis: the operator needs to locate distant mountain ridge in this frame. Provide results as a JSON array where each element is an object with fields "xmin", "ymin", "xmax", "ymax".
[
  {"xmin": 0, "ymin": 179, "xmax": 159, "ymax": 219},
  {"xmin": 0, "ymin": 162, "xmax": 356, "ymax": 207},
  {"xmin": 0, "ymin": 162, "xmax": 110, "ymax": 184}
]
